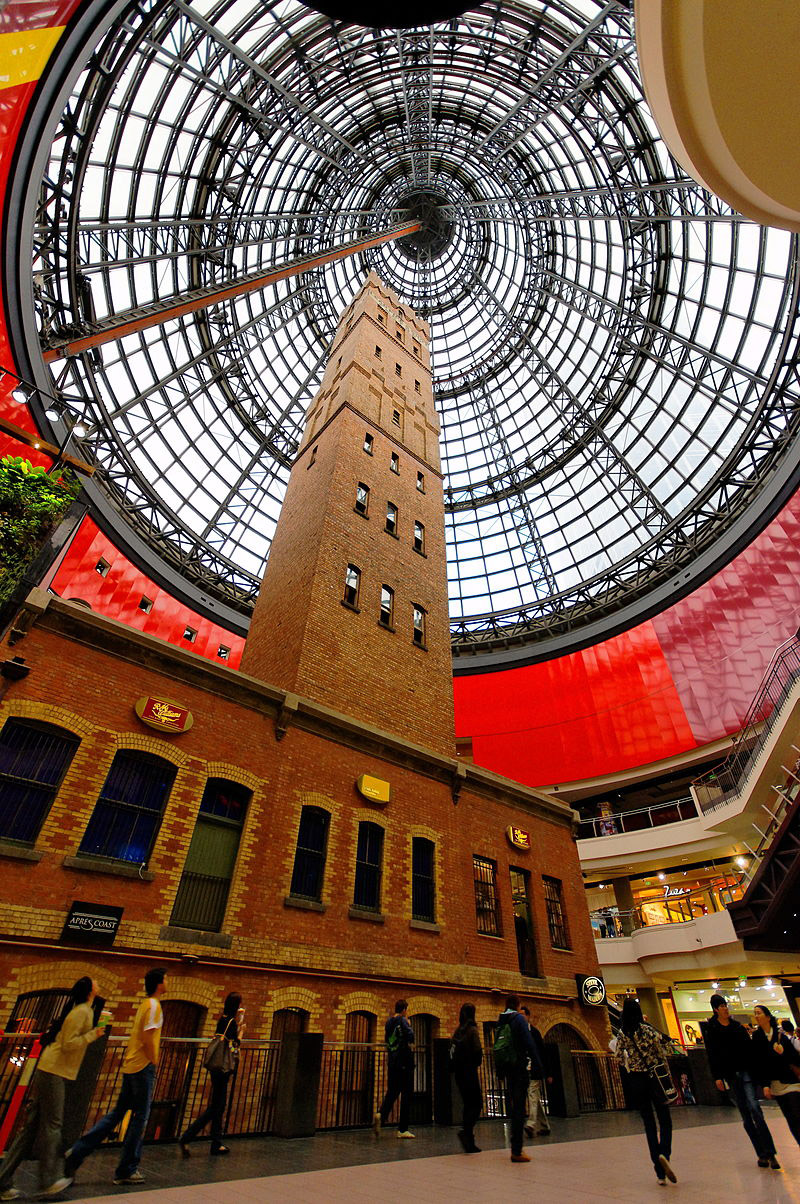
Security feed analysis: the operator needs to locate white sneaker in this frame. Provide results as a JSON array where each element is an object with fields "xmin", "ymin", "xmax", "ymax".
[
  {"xmin": 41, "ymin": 1179, "xmax": 73, "ymax": 1198},
  {"xmin": 0, "ymin": 1189, "xmax": 21, "ymax": 1202},
  {"xmin": 113, "ymin": 1171, "xmax": 146, "ymax": 1185},
  {"xmin": 373, "ymin": 1111, "xmax": 381, "ymax": 1138},
  {"xmin": 397, "ymin": 1130, "xmax": 416, "ymax": 1138}
]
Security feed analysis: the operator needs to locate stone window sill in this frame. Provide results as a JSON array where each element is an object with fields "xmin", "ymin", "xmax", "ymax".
[
  {"xmin": 0, "ymin": 842, "xmax": 43, "ymax": 863},
  {"xmin": 413, "ymin": 547, "xmax": 427, "ymax": 558},
  {"xmin": 385, "ymin": 529, "xmax": 399, "ymax": 539},
  {"xmin": 410, "ymin": 919, "xmax": 440, "ymax": 933},
  {"xmin": 284, "ymin": 895, "xmax": 327, "ymax": 913},
  {"xmin": 159, "ymin": 925, "xmax": 232, "ymax": 949},
  {"xmin": 63, "ymin": 854, "xmax": 155, "ymax": 881},
  {"xmin": 412, "ymin": 640, "xmax": 428, "ymax": 652},
  {"xmin": 354, "ymin": 508, "xmax": 370, "ymax": 519},
  {"xmin": 551, "ymin": 945, "xmax": 573, "ymax": 953},
  {"xmin": 341, "ymin": 600, "xmax": 361, "ymax": 614},
  {"xmin": 348, "ymin": 906, "xmax": 385, "ymax": 923},
  {"xmin": 378, "ymin": 621, "xmax": 396, "ymax": 633},
  {"xmin": 476, "ymin": 930, "xmax": 504, "ymax": 939}
]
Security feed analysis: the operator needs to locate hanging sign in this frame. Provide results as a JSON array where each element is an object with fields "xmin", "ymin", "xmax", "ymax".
[
  {"xmin": 62, "ymin": 901, "xmax": 123, "ymax": 947},
  {"xmin": 356, "ymin": 774, "xmax": 391, "ymax": 804},
  {"xmin": 506, "ymin": 826, "xmax": 531, "ymax": 850},
  {"xmin": 135, "ymin": 696, "xmax": 193, "ymax": 734},
  {"xmin": 576, "ymin": 974, "xmax": 606, "ymax": 1006}
]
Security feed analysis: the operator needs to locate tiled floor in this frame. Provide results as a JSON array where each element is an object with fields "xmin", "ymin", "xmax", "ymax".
[{"xmin": 11, "ymin": 1108, "xmax": 800, "ymax": 1203}]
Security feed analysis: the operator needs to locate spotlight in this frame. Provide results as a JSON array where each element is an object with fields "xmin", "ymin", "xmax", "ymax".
[
  {"xmin": 44, "ymin": 404, "xmax": 59, "ymax": 422},
  {"xmin": 11, "ymin": 383, "xmax": 30, "ymax": 404},
  {"xmin": 73, "ymin": 421, "xmax": 87, "ymax": 438}
]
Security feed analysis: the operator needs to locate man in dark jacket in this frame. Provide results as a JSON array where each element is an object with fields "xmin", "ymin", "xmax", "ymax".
[
  {"xmin": 496, "ymin": 995, "xmax": 542, "ymax": 1162},
  {"xmin": 374, "ymin": 1000, "xmax": 415, "ymax": 1139},
  {"xmin": 522, "ymin": 1006, "xmax": 551, "ymax": 1136},
  {"xmin": 702, "ymin": 993, "xmax": 778, "ymax": 1167}
]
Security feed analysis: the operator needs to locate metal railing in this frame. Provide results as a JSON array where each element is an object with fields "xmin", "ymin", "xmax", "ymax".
[
  {"xmin": 591, "ymin": 875, "xmax": 744, "ymax": 937},
  {"xmin": 576, "ymin": 796, "xmax": 698, "ymax": 840},
  {"xmin": 572, "ymin": 1051, "xmax": 625, "ymax": 1112},
  {"xmin": 692, "ymin": 635, "xmax": 800, "ymax": 812}
]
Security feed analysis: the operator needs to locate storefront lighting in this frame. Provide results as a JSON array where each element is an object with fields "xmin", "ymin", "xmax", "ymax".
[
  {"xmin": 712, "ymin": 981, "xmax": 719, "ymax": 989},
  {"xmin": 658, "ymin": 872, "xmax": 666, "ymax": 881},
  {"xmin": 765, "ymin": 978, "xmax": 774, "ymax": 987}
]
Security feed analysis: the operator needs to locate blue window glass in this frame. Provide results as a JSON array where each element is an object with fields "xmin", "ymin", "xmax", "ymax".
[
  {"xmin": 0, "ymin": 720, "xmax": 79, "ymax": 844},
  {"xmin": 353, "ymin": 821, "xmax": 384, "ymax": 911},
  {"xmin": 79, "ymin": 751, "xmax": 175, "ymax": 863},
  {"xmin": 290, "ymin": 806, "xmax": 329, "ymax": 900}
]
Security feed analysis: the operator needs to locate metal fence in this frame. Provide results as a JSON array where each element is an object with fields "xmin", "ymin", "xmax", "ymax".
[
  {"xmin": 576, "ymin": 796, "xmax": 698, "ymax": 840},
  {"xmin": 316, "ymin": 1044, "xmax": 434, "ymax": 1130},
  {"xmin": 692, "ymin": 635, "xmax": 800, "ymax": 812},
  {"xmin": 572, "ymin": 1051, "xmax": 625, "ymax": 1112}
]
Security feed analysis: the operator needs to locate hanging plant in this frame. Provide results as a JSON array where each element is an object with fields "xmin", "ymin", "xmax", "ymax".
[{"xmin": 0, "ymin": 455, "xmax": 82, "ymax": 608}]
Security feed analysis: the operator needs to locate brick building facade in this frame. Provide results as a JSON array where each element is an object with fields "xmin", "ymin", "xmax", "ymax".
[{"xmin": 0, "ymin": 275, "xmax": 607, "ymax": 1063}]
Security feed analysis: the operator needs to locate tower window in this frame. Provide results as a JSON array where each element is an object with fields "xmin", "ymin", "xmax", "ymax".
[
  {"xmin": 95, "ymin": 558, "xmax": 110, "ymax": 577},
  {"xmin": 412, "ymin": 604, "xmax": 426, "ymax": 647},
  {"xmin": 385, "ymin": 503, "xmax": 398, "ymax": 536},
  {"xmin": 395, "ymin": 363, "xmax": 402, "ymax": 377},
  {"xmin": 392, "ymin": 409, "xmax": 401, "ymax": 426},
  {"xmin": 396, "ymin": 327, "xmax": 403, "ymax": 341},
  {"xmin": 413, "ymin": 341, "xmax": 421, "ymax": 357},
  {"xmin": 379, "ymin": 585, "xmax": 394, "ymax": 628},
  {"xmin": 375, "ymin": 345, "xmax": 382, "ymax": 359},
  {"xmin": 363, "ymin": 433, "xmax": 374, "ymax": 455},
  {"xmin": 413, "ymin": 521, "xmax": 425, "ymax": 554},
  {"xmin": 416, "ymin": 471, "xmax": 425, "ymax": 492},
  {"xmin": 377, "ymin": 309, "xmax": 386, "ymax": 324},
  {"xmin": 355, "ymin": 481, "xmax": 370, "ymax": 516},
  {"xmin": 414, "ymin": 380, "xmax": 421, "ymax": 394},
  {"xmin": 343, "ymin": 564, "xmax": 361, "ymax": 609},
  {"xmin": 138, "ymin": 596, "xmax": 153, "ymax": 614},
  {"xmin": 182, "ymin": 626, "xmax": 197, "ymax": 643},
  {"xmin": 309, "ymin": 445, "xmax": 318, "ymax": 467},
  {"xmin": 390, "ymin": 453, "xmax": 399, "ymax": 474}
]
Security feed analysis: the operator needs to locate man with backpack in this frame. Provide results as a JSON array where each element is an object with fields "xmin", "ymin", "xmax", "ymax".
[
  {"xmin": 494, "ymin": 994, "xmax": 542, "ymax": 1162},
  {"xmin": 374, "ymin": 1000, "xmax": 415, "ymax": 1139}
]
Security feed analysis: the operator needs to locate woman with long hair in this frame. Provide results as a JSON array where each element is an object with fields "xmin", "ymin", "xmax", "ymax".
[
  {"xmin": 0, "ymin": 976, "xmax": 103, "ymax": 1201},
  {"xmin": 752, "ymin": 1004, "xmax": 800, "ymax": 1150},
  {"xmin": 613, "ymin": 997, "xmax": 683, "ymax": 1186},
  {"xmin": 450, "ymin": 1002, "xmax": 483, "ymax": 1153},
  {"xmin": 179, "ymin": 992, "xmax": 244, "ymax": 1156}
]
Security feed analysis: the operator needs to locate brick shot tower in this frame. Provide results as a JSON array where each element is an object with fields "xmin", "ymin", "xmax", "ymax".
[{"xmin": 241, "ymin": 272, "xmax": 455, "ymax": 756}]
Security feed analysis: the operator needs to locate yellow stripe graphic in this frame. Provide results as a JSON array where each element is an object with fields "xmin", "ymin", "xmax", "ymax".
[{"xmin": 0, "ymin": 26, "xmax": 65, "ymax": 92}]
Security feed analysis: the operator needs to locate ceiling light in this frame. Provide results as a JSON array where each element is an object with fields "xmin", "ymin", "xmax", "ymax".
[
  {"xmin": 44, "ymin": 404, "xmax": 59, "ymax": 422},
  {"xmin": 11, "ymin": 384, "xmax": 29, "ymax": 404},
  {"xmin": 658, "ymin": 872, "xmax": 666, "ymax": 881}
]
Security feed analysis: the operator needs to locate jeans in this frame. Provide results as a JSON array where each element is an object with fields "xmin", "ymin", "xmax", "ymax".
[
  {"xmin": 774, "ymin": 1088, "xmax": 800, "ymax": 1148},
  {"xmin": 70, "ymin": 1063, "xmax": 156, "ymax": 1179},
  {"xmin": 505, "ymin": 1066, "xmax": 529, "ymax": 1156},
  {"xmin": 730, "ymin": 1070, "xmax": 776, "ymax": 1158},
  {"xmin": 379, "ymin": 1060, "xmax": 414, "ymax": 1132},
  {"xmin": 526, "ymin": 1078, "xmax": 550, "ymax": 1132},
  {"xmin": 628, "ymin": 1071, "xmax": 672, "ymax": 1171},
  {"xmin": 181, "ymin": 1070, "xmax": 230, "ymax": 1149},
  {"xmin": 0, "ymin": 1070, "xmax": 65, "ymax": 1191}
]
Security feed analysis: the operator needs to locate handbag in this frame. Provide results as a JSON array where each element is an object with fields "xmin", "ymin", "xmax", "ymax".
[
  {"xmin": 649, "ymin": 1059, "xmax": 679, "ymax": 1104},
  {"xmin": 202, "ymin": 1016, "xmax": 238, "ymax": 1075}
]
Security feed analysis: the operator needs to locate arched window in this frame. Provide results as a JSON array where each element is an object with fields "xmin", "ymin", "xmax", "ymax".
[
  {"xmin": 0, "ymin": 719, "xmax": 79, "ymax": 843},
  {"xmin": 170, "ymin": 778, "xmax": 251, "ymax": 932},
  {"xmin": 270, "ymin": 1007, "xmax": 309, "ymax": 1040},
  {"xmin": 343, "ymin": 564, "xmax": 360, "ymax": 608},
  {"xmin": 7, "ymin": 988, "xmax": 71, "ymax": 1034},
  {"xmin": 79, "ymin": 750, "xmax": 175, "ymax": 864},
  {"xmin": 412, "ymin": 604, "xmax": 426, "ymax": 647},
  {"xmin": 290, "ymin": 806, "xmax": 330, "ymax": 901},
  {"xmin": 355, "ymin": 482, "xmax": 370, "ymax": 515},
  {"xmin": 353, "ymin": 821, "xmax": 384, "ymax": 912},
  {"xmin": 344, "ymin": 1010, "xmax": 376, "ymax": 1043}
]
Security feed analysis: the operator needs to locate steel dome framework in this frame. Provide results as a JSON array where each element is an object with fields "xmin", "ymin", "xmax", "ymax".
[{"xmin": 7, "ymin": 0, "xmax": 800, "ymax": 668}]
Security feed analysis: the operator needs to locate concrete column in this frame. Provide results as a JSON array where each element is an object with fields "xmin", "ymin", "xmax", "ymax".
[
  {"xmin": 636, "ymin": 987, "xmax": 668, "ymax": 1034},
  {"xmin": 610, "ymin": 876, "xmax": 635, "ymax": 935},
  {"xmin": 273, "ymin": 1032, "xmax": 323, "ymax": 1137}
]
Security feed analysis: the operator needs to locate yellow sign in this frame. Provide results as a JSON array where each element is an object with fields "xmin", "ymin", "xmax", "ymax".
[
  {"xmin": 135, "ymin": 696, "xmax": 193, "ymax": 734},
  {"xmin": 356, "ymin": 774, "xmax": 391, "ymax": 804},
  {"xmin": 506, "ymin": 826, "xmax": 531, "ymax": 850}
]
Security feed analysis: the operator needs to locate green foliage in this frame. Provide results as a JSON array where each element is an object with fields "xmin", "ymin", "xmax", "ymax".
[{"xmin": 0, "ymin": 456, "xmax": 82, "ymax": 606}]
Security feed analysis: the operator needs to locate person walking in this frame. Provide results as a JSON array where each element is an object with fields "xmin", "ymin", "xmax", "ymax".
[
  {"xmin": 495, "ymin": 995, "xmax": 540, "ymax": 1163},
  {"xmin": 752, "ymin": 1004, "xmax": 800, "ymax": 1151},
  {"xmin": 702, "ymin": 992, "xmax": 778, "ymax": 1169},
  {"xmin": 613, "ymin": 997, "xmax": 682, "ymax": 1185},
  {"xmin": 450, "ymin": 1003, "xmax": 483, "ymax": 1153},
  {"xmin": 179, "ymin": 992, "xmax": 245, "ymax": 1156},
  {"xmin": 521, "ymin": 1006, "xmax": 551, "ymax": 1137},
  {"xmin": 0, "ymin": 976, "xmax": 104, "ymax": 1201},
  {"xmin": 66, "ymin": 968, "xmax": 167, "ymax": 1187},
  {"xmin": 374, "ymin": 1000, "xmax": 415, "ymax": 1139},
  {"xmin": 781, "ymin": 1018, "xmax": 800, "ymax": 1056}
]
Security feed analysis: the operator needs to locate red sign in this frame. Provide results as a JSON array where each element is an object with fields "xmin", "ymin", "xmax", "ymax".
[
  {"xmin": 506, "ymin": 826, "xmax": 531, "ymax": 850},
  {"xmin": 135, "ymin": 696, "xmax": 193, "ymax": 734}
]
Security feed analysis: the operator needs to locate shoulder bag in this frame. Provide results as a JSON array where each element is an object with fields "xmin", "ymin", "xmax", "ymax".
[
  {"xmin": 632, "ymin": 1029, "xmax": 678, "ymax": 1104},
  {"xmin": 202, "ymin": 1016, "xmax": 238, "ymax": 1075}
]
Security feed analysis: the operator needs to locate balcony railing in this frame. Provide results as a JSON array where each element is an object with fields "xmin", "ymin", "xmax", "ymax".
[
  {"xmin": 591, "ymin": 875, "xmax": 744, "ymax": 937},
  {"xmin": 576, "ymin": 796, "xmax": 698, "ymax": 841},
  {"xmin": 692, "ymin": 635, "xmax": 800, "ymax": 813}
]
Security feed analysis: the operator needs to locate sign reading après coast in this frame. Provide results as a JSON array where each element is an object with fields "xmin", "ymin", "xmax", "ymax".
[
  {"xmin": 62, "ymin": 901, "xmax": 124, "ymax": 947},
  {"xmin": 135, "ymin": 696, "xmax": 193, "ymax": 733}
]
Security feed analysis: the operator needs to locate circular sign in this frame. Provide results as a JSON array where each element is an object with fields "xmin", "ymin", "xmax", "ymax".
[{"xmin": 579, "ymin": 975, "xmax": 606, "ymax": 1006}]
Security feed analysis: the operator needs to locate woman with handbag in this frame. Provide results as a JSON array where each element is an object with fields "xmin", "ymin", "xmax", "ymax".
[
  {"xmin": 752, "ymin": 1004, "xmax": 800, "ymax": 1147},
  {"xmin": 179, "ymin": 993, "xmax": 244, "ymax": 1157},
  {"xmin": 614, "ymin": 998, "xmax": 684, "ymax": 1186}
]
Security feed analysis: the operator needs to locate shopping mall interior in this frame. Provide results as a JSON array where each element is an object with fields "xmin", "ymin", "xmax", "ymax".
[{"xmin": 1, "ymin": 0, "xmax": 800, "ymax": 1199}]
